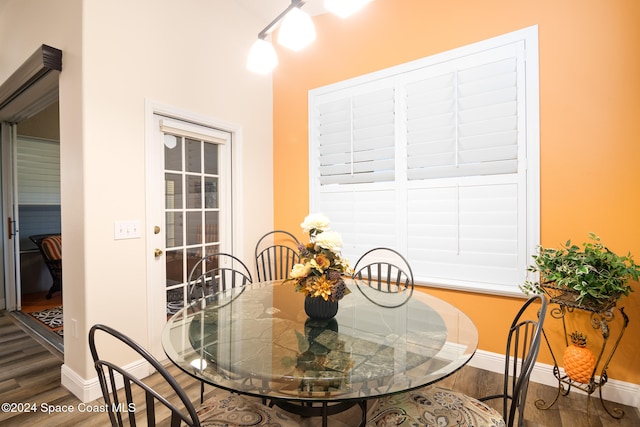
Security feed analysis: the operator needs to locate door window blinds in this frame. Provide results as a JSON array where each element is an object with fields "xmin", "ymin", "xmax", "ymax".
[{"xmin": 309, "ymin": 27, "xmax": 539, "ymax": 295}]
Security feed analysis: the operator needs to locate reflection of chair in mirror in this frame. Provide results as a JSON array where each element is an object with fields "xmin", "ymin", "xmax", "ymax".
[
  {"xmin": 29, "ymin": 234, "xmax": 62, "ymax": 299},
  {"xmin": 188, "ymin": 253, "xmax": 253, "ymax": 302},
  {"xmin": 366, "ymin": 294, "xmax": 548, "ymax": 427},
  {"xmin": 254, "ymin": 230, "xmax": 300, "ymax": 282},
  {"xmin": 352, "ymin": 247, "xmax": 414, "ymax": 307},
  {"xmin": 89, "ymin": 324, "xmax": 297, "ymax": 427}
]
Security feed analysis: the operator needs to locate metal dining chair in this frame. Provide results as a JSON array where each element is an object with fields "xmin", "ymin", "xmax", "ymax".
[
  {"xmin": 254, "ymin": 230, "xmax": 300, "ymax": 282},
  {"xmin": 352, "ymin": 247, "xmax": 415, "ymax": 307},
  {"xmin": 186, "ymin": 252, "xmax": 253, "ymax": 402},
  {"xmin": 29, "ymin": 234, "xmax": 62, "ymax": 299},
  {"xmin": 366, "ymin": 294, "xmax": 548, "ymax": 427},
  {"xmin": 89, "ymin": 324, "xmax": 297, "ymax": 427},
  {"xmin": 187, "ymin": 253, "xmax": 253, "ymax": 302}
]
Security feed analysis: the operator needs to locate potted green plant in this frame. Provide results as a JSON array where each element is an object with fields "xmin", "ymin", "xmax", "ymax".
[{"xmin": 521, "ymin": 233, "xmax": 640, "ymax": 312}]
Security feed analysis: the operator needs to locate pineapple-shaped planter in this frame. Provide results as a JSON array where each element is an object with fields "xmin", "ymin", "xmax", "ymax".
[{"xmin": 563, "ymin": 331, "xmax": 596, "ymax": 384}]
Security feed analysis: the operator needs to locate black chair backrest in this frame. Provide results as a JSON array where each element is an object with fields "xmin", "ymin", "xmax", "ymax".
[
  {"xmin": 254, "ymin": 230, "xmax": 300, "ymax": 281},
  {"xmin": 188, "ymin": 253, "xmax": 252, "ymax": 301},
  {"xmin": 480, "ymin": 294, "xmax": 547, "ymax": 427},
  {"xmin": 29, "ymin": 233, "xmax": 63, "ymax": 298},
  {"xmin": 89, "ymin": 324, "xmax": 201, "ymax": 427},
  {"xmin": 352, "ymin": 247, "xmax": 414, "ymax": 307}
]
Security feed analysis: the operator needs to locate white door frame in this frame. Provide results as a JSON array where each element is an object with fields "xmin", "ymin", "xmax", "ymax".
[{"xmin": 144, "ymin": 99, "xmax": 244, "ymax": 358}]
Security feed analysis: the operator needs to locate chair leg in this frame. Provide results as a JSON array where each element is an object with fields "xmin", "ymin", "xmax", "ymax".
[
  {"xmin": 46, "ymin": 279, "xmax": 62, "ymax": 299},
  {"xmin": 200, "ymin": 382, "xmax": 204, "ymax": 404}
]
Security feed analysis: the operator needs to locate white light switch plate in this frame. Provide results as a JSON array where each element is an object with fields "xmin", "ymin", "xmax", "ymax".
[{"xmin": 114, "ymin": 220, "xmax": 141, "ymax": 240}]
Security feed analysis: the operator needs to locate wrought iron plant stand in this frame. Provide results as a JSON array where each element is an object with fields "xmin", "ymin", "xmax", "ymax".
[{"xmin": 535, "ymin": 285, "xmax": 629, "ymax": 421}]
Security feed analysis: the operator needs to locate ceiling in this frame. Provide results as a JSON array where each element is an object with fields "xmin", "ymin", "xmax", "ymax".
[{"xmin": 235, "ymin": 0, "xmax": 328, "ymax": 23}]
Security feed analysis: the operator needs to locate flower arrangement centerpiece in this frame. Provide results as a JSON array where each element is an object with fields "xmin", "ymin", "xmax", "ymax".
[{"xmin": 287, "ymin": 214, "xmax": 351, "ymax": 319}]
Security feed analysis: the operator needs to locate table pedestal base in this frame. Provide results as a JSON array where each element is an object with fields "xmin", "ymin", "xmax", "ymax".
[{"xmin": 273, "ymin": 399, "xmax": 367, "ymax": 427}]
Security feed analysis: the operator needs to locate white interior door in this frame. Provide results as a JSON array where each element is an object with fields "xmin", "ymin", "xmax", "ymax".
[{"xmin": 146, "ymin": 109, "xmax": 233, "ymax": 357}]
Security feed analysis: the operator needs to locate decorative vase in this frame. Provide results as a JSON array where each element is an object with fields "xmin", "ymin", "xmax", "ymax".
[{"xmin": 304, "ymin": 295, "xmax": 338, "ymax": 320}]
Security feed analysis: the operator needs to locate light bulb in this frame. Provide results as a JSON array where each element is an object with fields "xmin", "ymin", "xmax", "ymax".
[
  {"xmin": 324, "ymin": 0, "xmax": 372, "ymax": 18},
  {"xmin": 277, "ymin": 8, "xmax": 316, "ymax": 51},
  {"xmin": 247, "ymin": 39, "xmax": 278, "ymax": 74}
]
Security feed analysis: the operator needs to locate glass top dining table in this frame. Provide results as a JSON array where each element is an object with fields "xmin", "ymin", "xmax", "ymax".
[{"xmin": 162, "ymin": 279, "xmax": 478, "ymax": 407}]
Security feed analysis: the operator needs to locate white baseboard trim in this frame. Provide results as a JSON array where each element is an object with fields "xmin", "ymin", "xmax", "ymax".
[
  {"xmin": 468, "ymin": 349, "xmax": 640, "ymax": 410},
  {"xmin": 61, "ymin": 358, "xmax": 152, "ymax": 403}
]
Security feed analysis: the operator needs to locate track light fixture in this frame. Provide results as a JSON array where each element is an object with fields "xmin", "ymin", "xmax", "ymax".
[{"xmin": 247, "ymin": 0, "xmax": 373, "ymax": 74}]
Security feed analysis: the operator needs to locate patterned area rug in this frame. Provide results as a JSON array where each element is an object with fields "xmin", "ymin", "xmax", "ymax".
[{"xmin": 28, "ymin": 306, "xmax": 64, "ymax": 336}]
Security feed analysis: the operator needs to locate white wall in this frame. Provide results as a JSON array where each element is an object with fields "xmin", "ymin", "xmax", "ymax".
[{"xmin": 1, "ymin": 0, "xmax": 275, "ymax": 399}]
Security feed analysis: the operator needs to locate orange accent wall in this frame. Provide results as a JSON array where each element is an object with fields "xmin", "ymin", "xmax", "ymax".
[{"xmin": 273, "ymin": 0, "xmax": 640, "ymax": 384}]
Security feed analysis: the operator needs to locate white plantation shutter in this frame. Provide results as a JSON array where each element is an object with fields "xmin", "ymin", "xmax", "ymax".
[
  {"xmin": 407, "ymin": 180, "xmax": 519, "ymax": 287},
  {"xmin": 457, "ymin": 58, "xmax": 519, "ymax": 174},
  {"xmin": 318, "ymin": 87, "xmax": 395, "ymax": 185},
  {"xmin": 318, "ymin": 188, "xmax": 397, "ymax": 265},
  {"xmin": 309, "ymin": 27, "xmax": 539, "ymax": 296},
  {"xmin": 405, "ymin": 72, "xmax": 457, "ymax": 177},
  {"xmin": 405, "ymin": 44, "xmax": 521, "ymax": 180}
]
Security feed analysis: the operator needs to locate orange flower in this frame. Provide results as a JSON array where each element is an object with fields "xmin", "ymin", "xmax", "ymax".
[
  {"xmin": 315, "ymin": 254, "xmax": 331, "ymax": 269},
  {"xmin": 309, "ymin": 276, "xmax": 333, "ymax": 300}
]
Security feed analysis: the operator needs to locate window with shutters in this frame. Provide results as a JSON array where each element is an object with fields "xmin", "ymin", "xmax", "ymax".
[
  {"xmin": 309, "ymin": 26, "xmax": 539, "ymax": 296},
  {"xmin": 16, "ymin": 136, "xmax": 61, "ymax": 250}
]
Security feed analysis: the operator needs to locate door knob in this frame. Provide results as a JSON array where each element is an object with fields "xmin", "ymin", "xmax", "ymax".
[
  {"xmin": 154, "ymin": 248, "xmax": 163, "ymax": 257},
  {"xmin": 154, "ymin": 225, "xmax": 161, "ymax": 234}
]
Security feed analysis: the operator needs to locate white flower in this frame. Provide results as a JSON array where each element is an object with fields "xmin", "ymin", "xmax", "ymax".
[
  {"xmin": 290, "ymin": 263, "xmax": 311, "ymax": 279},
  {"xmin": 335, "ymin": 257, "xmax": 351, "ymax": 273},
  {"xmin": 309, "ymin": 258, "xmax": 324, "ymax": 273},
  {"xmin": 301, "ymin": 213, "xmax": 331, "ymax": 234},
  {"xmin": 314, "ymin": 231, "xmax": 343, "ymax": 253}
]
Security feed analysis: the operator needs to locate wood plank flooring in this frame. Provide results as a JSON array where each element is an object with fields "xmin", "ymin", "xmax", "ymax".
[
  {"xmin": 20, "ymin": 291, "xmax": 63, "ymax": 314},
  {"xmin": 1, "ymin": 310, "xmax": 638, "ymax": 426}
]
